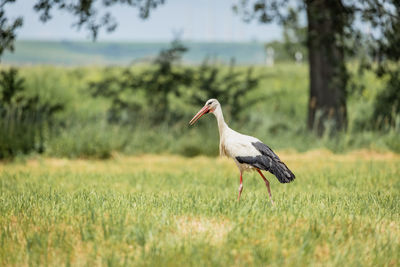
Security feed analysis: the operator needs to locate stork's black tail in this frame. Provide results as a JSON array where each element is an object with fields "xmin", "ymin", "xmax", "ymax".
[
  {"xmin": 235, "ymin": 142, "xmax": 295, "ymax": 183},
  {"xmin": 266, "ymin": 157, "xmax": 295, "ymax": 183}
]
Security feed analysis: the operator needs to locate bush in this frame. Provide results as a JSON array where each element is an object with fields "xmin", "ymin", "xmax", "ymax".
[
  {"xmin": 373, "ymin": 70, "xmax": 400, "ymax": 129},
  {"xmin": 0, "ymin": 68, "xmax": 63, "ymax": 158},
  {"xmin": 90, "ymin": 40, "xmax": 263, "ymax": 126}
]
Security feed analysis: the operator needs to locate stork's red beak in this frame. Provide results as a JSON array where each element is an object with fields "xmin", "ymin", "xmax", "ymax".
[{"xmin": 189, "ymin": 105, "xmax": 210, "ymax": 125}]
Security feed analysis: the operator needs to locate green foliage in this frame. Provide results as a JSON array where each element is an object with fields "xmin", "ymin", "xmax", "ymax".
[
  {"xmin": 33, "ymin": 0, "xmax": 165, "ymax": 39},
  {"xmin": 0, "ymin": 68, "xmax": 24, "ymax": 103},
  {"xmin": 373, "ymin": 70, "xmax": 400, "ymax": 128},
  {"xmin": 90, "ymin": 41, "xmax": 262, "ymax": 125},
  {"xmin": 0, "ymin": 2, "xmax": 23, "ymax": 58},
  {"xmin": 192, "ymin": 60, "xmax": 261, "ymax": 121},
  {"xmin": 90, "ymin": 40, "xmax": 193, "ymax": 124},
  {"xmin": 355, "ymin": 1, "xmax": 400, "ymax": 129},
  {"xmin": 0, "ymin": 68, "xmax": 64, "ymax": 158},
  {"xmin": 0, "ymin": 62, "xmax": 398, "ymax": 159}
]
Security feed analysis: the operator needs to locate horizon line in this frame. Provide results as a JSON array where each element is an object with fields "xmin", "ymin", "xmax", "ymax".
[{"xmin": 14, "ymin": 38, "xmax": 281, "ymax": 44}]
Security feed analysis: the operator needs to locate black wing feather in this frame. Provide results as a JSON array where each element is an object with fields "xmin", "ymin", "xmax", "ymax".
[{"xmin": 236, "ymin": 142, "xmax": 295, "ymax": 183}]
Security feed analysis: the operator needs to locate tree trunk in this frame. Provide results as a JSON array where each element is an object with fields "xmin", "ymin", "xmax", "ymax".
[{"xmin": 306, "ymin": 0, "xmax": 348, "ymax": 135}]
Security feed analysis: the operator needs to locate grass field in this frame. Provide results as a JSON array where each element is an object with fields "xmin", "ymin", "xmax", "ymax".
[{"xmin": 1, "ymin": 151, "xmax": 399, "ymax": 266}]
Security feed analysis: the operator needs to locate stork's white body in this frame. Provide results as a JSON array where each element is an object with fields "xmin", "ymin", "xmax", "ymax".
[
  {"xmin": 189, "ymin": 99, "xmax": 295, "ymax": 203},
  {"xmin": 213, "ymin": 105, "xmax": 260, "ymax": 172}
]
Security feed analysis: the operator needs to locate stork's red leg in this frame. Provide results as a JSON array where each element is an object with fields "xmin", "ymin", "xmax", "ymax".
[
  {"xmin": 237, "ymin": 172, "xmax": 243, "ymax": 201},
  {"xmin": 257, "ymin": 169, "xmax": 274, "ymax": 205}
]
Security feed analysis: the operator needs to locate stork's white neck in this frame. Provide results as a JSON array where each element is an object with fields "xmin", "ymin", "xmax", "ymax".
[{"xmin": 212, "ymin": 105, "xmax": 229, "ymax": 138}]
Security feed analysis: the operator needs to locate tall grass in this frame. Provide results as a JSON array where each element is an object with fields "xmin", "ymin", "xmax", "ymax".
[
  {"xmin": 47, "ymin": 119, "xmax": 129, "ymax": 158},
  {"xmin": 0, "ymin": 106, "xmax": 41, "ymax": 158},
  {"xmin": 1, "ymin": 63, "xmax": 399, "ymax": 159}
]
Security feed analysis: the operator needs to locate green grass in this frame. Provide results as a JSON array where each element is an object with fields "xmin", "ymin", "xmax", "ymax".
[
  {"xmin": 1, "ymin": 151, "xmax": 399, "ymax": 266},
  {"xmin": 4, "ymin": 63, "xmax": 395, "ymax": 159},
  {"xmin": 2, "ymin": 62, "xmax": 399, "ymax": 159}
]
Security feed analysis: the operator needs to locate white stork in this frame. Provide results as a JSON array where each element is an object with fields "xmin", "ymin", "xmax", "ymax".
[{"xmin": 189, "ymin": 99, "xmax": 295, "ymax": 204}]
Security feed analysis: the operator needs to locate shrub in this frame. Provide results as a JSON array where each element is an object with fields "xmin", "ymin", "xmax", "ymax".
[
  {"xmin": 373, "ymin": 70, "xmax": 400, "ymax": 129},
  {"xmin": 90, "ymin": 40, "xmax": 263, "ymax": 126},
  {"xmin": 0, "ymin": 68, "xmax": 63, "ymax": 158}
]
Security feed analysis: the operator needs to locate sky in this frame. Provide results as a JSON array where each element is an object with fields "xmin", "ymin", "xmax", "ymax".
[{"xmin": 5, "ymin": 0, "xmax": 282, "ymax": 42}]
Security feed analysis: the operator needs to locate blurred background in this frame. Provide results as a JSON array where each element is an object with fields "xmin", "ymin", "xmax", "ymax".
[{"xmin": 0, "ymin": 0, "xmax": 399, "ymax": 159}]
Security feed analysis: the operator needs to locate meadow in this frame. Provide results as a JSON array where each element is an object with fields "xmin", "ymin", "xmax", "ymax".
[
  {"xmin": 1, "ymin": 61, "xmax": 398, "ymax": 160},
  {"xmin": 1, "ymin": 50, "xmax": 399, "ymax": 266},
  {"xmin": 0, "ymin": 151, "xmax": 399, "ymax": 266}
]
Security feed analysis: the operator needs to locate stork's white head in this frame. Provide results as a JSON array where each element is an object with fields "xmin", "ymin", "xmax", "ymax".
[{"xmin": 189, "ymin": 98, "xmax": 220, "ymax": 125}]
